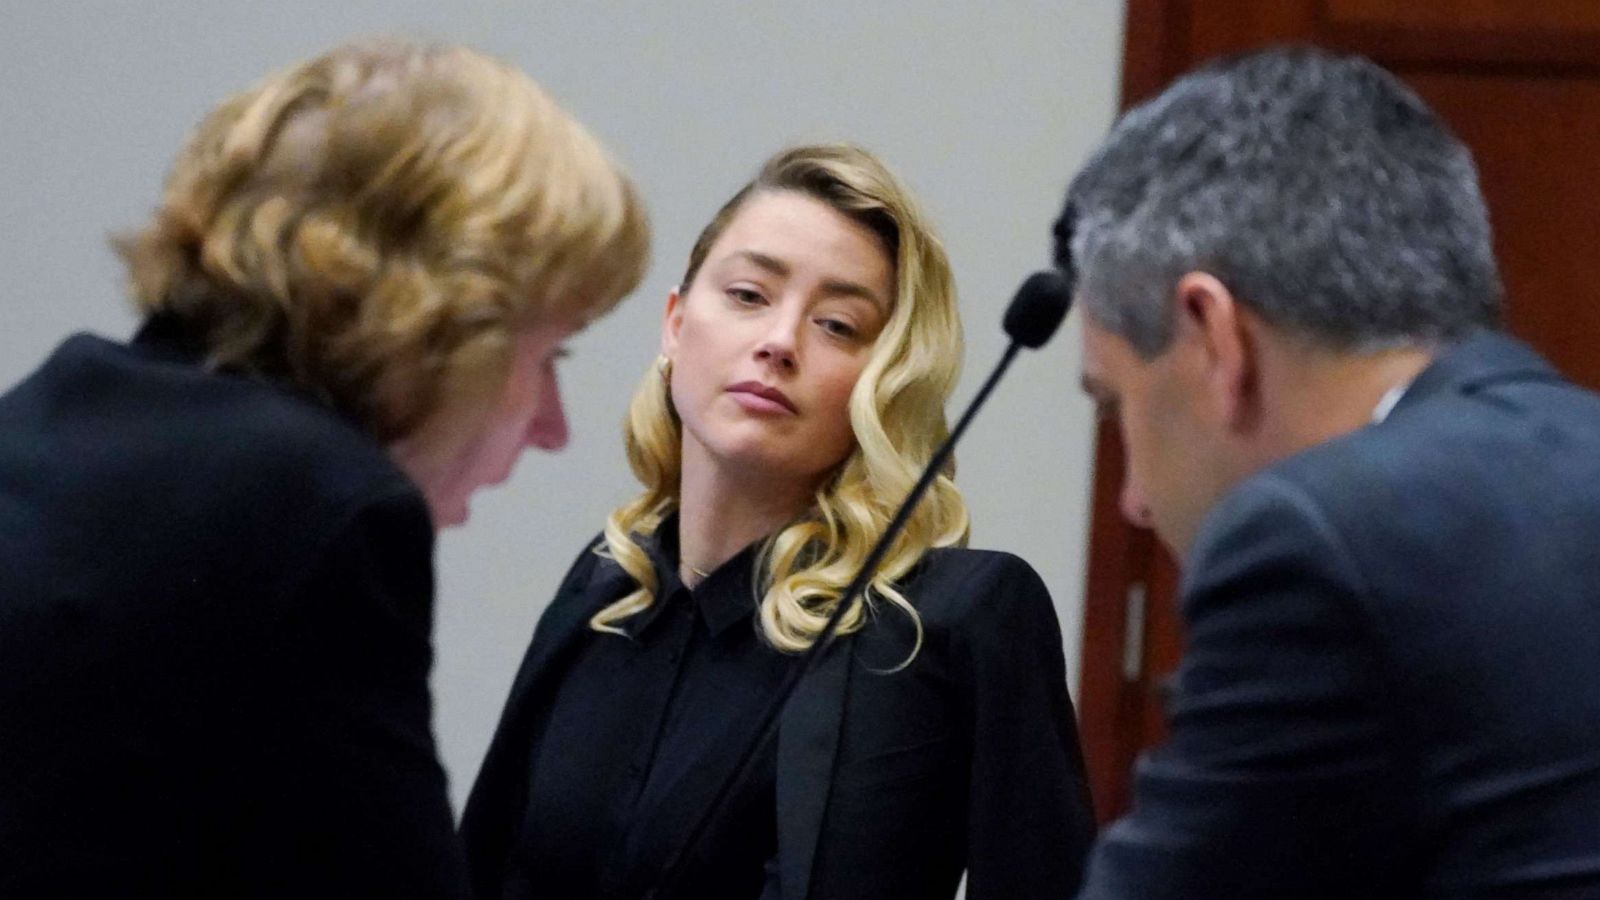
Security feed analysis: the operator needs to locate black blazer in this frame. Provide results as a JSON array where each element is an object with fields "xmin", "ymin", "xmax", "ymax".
[
  {"xmin": 463, "ymin": 541, "xmax": 1097, "ymax": 900},
  {"xmin": 1079, "ymin": 332, "xmax": 1600, "ymax": 898},
  {"xmin": 0, "ymin": 329, "xmax": 467, "ymax": 897}
]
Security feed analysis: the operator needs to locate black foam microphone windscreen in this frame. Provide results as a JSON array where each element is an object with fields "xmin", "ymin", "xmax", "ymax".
[{"xmin": 1003, "ymin": 269, "xmax": 1073, "ymax": 349}]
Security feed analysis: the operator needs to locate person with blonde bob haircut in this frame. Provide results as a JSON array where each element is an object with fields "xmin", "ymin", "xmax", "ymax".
[
  {"xmin": 0, "ymin": 38, "xmax": 646, "ymax": 897},
  {"xmin": 464, "ymin": 144, "xmax": 1095, "ymax": 900}
]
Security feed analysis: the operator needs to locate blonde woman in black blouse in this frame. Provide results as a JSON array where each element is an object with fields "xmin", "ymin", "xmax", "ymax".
[{"xmin": 464, "ymin": 144, "xmax": 1094, "ymax": 900}]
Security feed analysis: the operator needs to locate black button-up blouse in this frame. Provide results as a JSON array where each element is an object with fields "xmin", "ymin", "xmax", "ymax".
[{"xmin": 504, "ymin": 521, "xmax": 793, "ymax": 900}]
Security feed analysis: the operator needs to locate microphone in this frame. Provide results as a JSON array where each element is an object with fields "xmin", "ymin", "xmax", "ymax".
[
  {"xmin": 1005, "ymin": 270, "xmax": 1073, "ymax": 349},
  {"xmin": 643, "ymin": 270, "xmax": 1073, "ymax": 899}
]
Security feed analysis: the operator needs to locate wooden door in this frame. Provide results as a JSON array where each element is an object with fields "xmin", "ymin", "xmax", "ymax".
[{"xmin": 1078, "ymin": 0, "xmax": 1600, "ymax": 823}]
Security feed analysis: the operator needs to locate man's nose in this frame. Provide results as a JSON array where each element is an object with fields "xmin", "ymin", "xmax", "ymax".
[{"xmin": 1120, "ymin": 478, "xmax": 1154, "ymax": 529}]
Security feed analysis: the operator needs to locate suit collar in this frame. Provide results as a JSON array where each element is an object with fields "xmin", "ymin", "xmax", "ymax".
[
  {"xmin": 130, "ymin": 313, "xmax": 209, "ymax": 363},
  {"xmin": 1391, "ymin": 330, "xmax": 1561, "ymax": 417}
]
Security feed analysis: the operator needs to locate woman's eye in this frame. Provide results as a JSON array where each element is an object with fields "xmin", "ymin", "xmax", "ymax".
[
  {"xmin": 728, "ymin": 288, "xmax": 765, "ymax": 305},
  {"xmin": 817, "ymin": 318, "xmax": 858, "ymax": 339}
]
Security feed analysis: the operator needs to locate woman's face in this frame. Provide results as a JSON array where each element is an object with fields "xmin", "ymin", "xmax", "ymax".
[
  {"xmin": 663, "ymin": 189, "xmax": 893, "ymax": 488},
  {"xmin": 393, "ymin": 322, "xmax": 573, "ymax": 528}
]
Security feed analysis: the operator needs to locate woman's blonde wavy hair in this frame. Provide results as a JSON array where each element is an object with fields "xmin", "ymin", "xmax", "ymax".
[
  {"xmin": 592, "ymin": 144, "xmax": 969, "ymax": 658},
  {"xmin": 115, "ymin": 37, "xmax": 649, "ymax": 468}
]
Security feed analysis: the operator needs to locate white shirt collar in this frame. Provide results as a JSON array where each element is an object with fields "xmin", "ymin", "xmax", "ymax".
[{"xmin": 1372, "ymin": 382, "xmax": 1411, "ymax": 424}]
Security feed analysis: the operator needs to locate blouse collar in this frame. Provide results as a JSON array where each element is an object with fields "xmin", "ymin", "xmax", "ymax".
[{"xmin": 633, "ymin": 512, "xmax": 766, "ymax": 639}]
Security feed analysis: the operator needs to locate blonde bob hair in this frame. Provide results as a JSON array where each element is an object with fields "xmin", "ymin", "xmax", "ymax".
[
  {"xmin": 593, "ymin": 144, "xmax": 969, "ymax": 655},
  {"xmin": 116, "ymin": 37, "xmax": 649, "ymax": 466}
]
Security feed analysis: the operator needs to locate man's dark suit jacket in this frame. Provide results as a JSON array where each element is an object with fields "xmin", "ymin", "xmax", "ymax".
[
  {"xmin": 462, "ymin": 543, "xmax": 1097, "ymax": 900},
  {"xmin": 1079, "ymin": 331, "xmax": 1600, "ymax": 898},
  {"xmin": 0, "ymin": 327, "xmax": 468, "ymax": 897}
]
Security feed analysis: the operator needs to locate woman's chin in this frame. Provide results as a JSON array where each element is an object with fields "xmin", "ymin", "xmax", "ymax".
[{"xmin": 683, "ymin": 426, "xmax": 845, "ymax": 489}]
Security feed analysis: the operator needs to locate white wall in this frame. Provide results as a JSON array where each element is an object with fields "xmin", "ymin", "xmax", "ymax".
[{"xmin": 0, "ymin": 1, "xmax": 1125, "ymax": 812}]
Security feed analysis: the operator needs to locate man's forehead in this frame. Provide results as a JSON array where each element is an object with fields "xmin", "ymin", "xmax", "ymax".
[{"xmin": 1078, "ymin": 317, "xmax": 1152, "ymax": 399}]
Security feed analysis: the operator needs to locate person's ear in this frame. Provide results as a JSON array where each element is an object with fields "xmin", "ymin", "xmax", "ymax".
[
  {"xmin": 660, "ymin": 287, "xmax": 684, "ymax": 359},
  {"xmin": 1173, "ymin": 272, "xmax": 1257, "ymax": 432}
]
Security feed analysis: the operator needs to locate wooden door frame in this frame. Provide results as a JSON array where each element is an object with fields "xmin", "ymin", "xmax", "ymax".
[{"xmin": 1074, "ymin": 0, "xmax": 1192, "ymax": 825}]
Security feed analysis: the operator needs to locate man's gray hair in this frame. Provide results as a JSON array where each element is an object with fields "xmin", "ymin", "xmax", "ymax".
[{"xmin": 1058, "ymin": 46, "xmax": 1502, "ymax": 357}]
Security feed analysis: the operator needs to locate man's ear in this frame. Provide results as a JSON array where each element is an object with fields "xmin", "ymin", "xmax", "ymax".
[
  {"xmin": 1174, "ymin": 272, "xmax": 1257, "ymax": 431},
  {"xmin": 660, "ymin": 287, "xmax": 684, "ymax": 359}
]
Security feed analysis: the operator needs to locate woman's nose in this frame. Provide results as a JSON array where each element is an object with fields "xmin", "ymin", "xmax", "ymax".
[
  {"xmin": 527, "ymin": 374, "xmax": 569, "ymax": 451},
  {"xmin": 754, "ymin": 313, "xmax": 801, "ymax": 371}
]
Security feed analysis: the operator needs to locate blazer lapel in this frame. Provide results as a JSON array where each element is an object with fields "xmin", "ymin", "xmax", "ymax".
[
  {"xmin": 460, "ymin": 553, "xmax": 633, "ymax": 889},
  {"xmin": 505, "ymin": 578, "xmax": 610, "ymax": 705},
  {"xmin": 776, "ymin": 636, "xmax": 854, "ymax": 900}
]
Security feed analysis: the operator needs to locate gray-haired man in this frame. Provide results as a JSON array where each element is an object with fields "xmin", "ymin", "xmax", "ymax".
[{"xmin": 1064, "ymin": 47, "xmax": 1600, "ymax": 898}]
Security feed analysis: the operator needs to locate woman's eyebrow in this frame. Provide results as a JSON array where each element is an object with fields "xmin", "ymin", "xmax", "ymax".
[
  {"xmin": 727, "ymin": 249, "xmax": 885, "ymax": 306},
  {"xmin": 730, "ymin": 249, "xmax": 788, "ymax": 277},
  {"xmin": 819, "ymin": 278, "xmax": 883, "ymax": 306}
]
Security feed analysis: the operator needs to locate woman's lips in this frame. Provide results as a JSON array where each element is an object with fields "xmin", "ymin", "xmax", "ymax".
[{"xmin": 726, "ymin": 381, "xmax": 798, "ymax": 414}]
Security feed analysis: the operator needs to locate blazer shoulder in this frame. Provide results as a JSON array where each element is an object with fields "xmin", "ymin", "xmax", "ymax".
[
  {"xmin": 178, "ymin": 385, "xmax": 426, "ymax": 575},
  {"xmin": 1189, "ymin": 471, "xmax": 1356, "ymax": 569},
  {"xmin": 554, "ymin": 533, "xmax": 614, "ymax": 596},
  {"xmin": 914, "ymin": 546, "xmax": 1046, "ymax": 584},
  {"xmin": 1229, "ymin": 368, "xmax": 1600, "ymax": 578},
  {"xmin": 206, "ymin": 382, "xmax": 416, "ymax": 512},
  {"xmin": 904, "ymin": 547, "xmax": 1058, "ymax": 635},
  {"xmin": 0, "ymin": 334, "xmax": 425, "ymax": 594},
  {"xmin": 101, "ymin": 331, "xmax": 415, "ymax": 509},
  {"xmin": 1270, "ymin": 354, "xmax": 1600, "ymax": 510},
  {"xmin": 530, "ymin": 534, "xmax": 627, "ymax": 624}
]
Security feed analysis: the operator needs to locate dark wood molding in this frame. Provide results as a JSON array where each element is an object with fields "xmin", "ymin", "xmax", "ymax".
[
  {"xmin": 1319, "ymin": 23, "xmax": 1600, "ymax": 78},
  {"xmin": 1075, "ymin": 0, "xmax": 1193, "ymax": 825},
  {"xmin": 1120, "ymin": 0, "xmax": 1192, "ymax": 107}
]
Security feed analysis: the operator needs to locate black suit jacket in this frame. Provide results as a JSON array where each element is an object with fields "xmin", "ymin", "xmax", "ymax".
[
  {"xmin": 463, "ymin": 542, "xmax": 1096, "ymax": 900},
  {"xmin": 1079, "ymin": 331, "xmax": 1600, "ymax": 898},
  {"xmin": 0, "ymin": 329, "xmax": 467, "ymax": 897}
]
